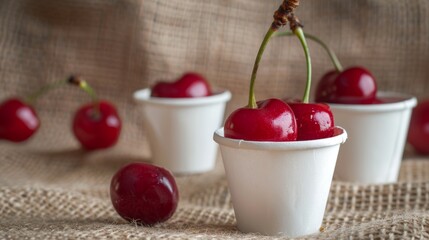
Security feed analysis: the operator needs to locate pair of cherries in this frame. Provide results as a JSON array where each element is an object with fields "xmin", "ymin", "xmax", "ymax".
[
  {"xmin": 316, "ymin": 67, "xmax": 377, "ymax": 104},
  {"xmin": 0, "ymin": 76, "xmax": 121, "ymax": 150},
  {"xmin": 317, "ymin": 66, "xmax": 429, "ymax": 156},
  {"xmin": 109, "ymin": 72, "xmax": 208, "ymax": 226},
  {"xmin": 150, "ymin": 72, "xmax": 212, "ymax": 98},
  {"xmin": 224, "ymin": 99, "xmax": 334, "ymax": 141}
]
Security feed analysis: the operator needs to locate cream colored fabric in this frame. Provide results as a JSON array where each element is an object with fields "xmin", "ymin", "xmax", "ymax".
[{"xmin": 1, "ymin": 0, "xmax": 429, "ymax": 239}]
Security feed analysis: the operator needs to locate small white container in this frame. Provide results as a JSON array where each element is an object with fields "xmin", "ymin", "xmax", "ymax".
[
  {"xmin": 213, "ymin": 127, "xmax": 347, "ymax": 237},
  {"xmin": 133, "ymin": 88, "xmax": 231, "ymax": 174},
  {"xmin": 329, "ymin": 92, "xmax": 417, "ymax": 184}
]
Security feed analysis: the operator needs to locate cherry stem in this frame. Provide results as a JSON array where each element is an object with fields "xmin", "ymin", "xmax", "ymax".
[
  {"xmin": 68, "ymin": 75, "xmax": 101, "ymax": 118},
  {"xmin": 67, "ymin": 75, "xmax": 98, "ymax": 101},
  {"xmin": 25, "ymin": 80, "xmax": 69, "ymax": 105},
  {"xmin": 273, "ymin": 30, "xmax": 343, "ymax": 72},
  {"xmin": 291, "ymin": 27, "xmax": 312, "ymax": 103},
  {"xmin": 248, "ymin": 28, "xmax": 276, "ymax": 108}
]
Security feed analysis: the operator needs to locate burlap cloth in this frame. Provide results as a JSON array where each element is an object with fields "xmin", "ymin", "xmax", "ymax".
[{"xmin": 1, "ymin": 0, "xmax": 429, "ymax": 239}]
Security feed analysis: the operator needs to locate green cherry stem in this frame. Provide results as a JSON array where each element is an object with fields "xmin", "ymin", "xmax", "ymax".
[
  {"xmin": 293, "ymin": 27, "xmax": 312, "ymax": 103},
  {"xmin": 305, "ymin": 32, "xmax": 343, "ymax": 72},
  {"xmin": 25, "ymin": 76, "xmax": 100, "ymax": 106},
  {"xmin": 67, "ymin": 76, "xmax": 98, "ymax": 101},
  {"xmin": 25, "ymin": 80, "xmax": 69, "ymax": 105},
  {"xmin": 273, "ymin": 30, "xmax": 343, "ymax": 72},
  {"xmin": 68, "ymin": 75, "xmax": 101, "ymax": 118},
  {"xmin": 248, "ymin": 28, "xmax": 276, "ymax": 108}
]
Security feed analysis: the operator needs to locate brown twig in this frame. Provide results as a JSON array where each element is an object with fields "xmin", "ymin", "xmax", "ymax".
[{"xmin": 271, "ymin": 0, "xmax": 301, "ymax": 31}]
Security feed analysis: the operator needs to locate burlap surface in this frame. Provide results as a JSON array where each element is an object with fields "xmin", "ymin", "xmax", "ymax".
[{"xmin": 1, "ymin": 0, "xmax": 429, "ymax": 239}]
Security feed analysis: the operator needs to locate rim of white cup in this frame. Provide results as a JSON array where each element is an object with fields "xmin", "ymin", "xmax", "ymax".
[
  {"xmin": 133, "ymin": 88, "xmax": 232, "ymax": 106},
  {"xmin": 213, "ymin": 127, "xmax": 347, "ymax": 151},
  {"xmin": 326, "ymin": 91, "xmax": 417, "ymax": 112}
]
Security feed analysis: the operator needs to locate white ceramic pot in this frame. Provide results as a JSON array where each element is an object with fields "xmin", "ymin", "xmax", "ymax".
[
  {"xmin": 329, "ymin": 92, "xmax": 417, "ymax": 184},
  {"xmin": 214, "ymin": 127, "xmax": 347, "ymax": 237},
  {"xmin": 133, "ymin": 88, "xmax": 231, "ymax": 174}
]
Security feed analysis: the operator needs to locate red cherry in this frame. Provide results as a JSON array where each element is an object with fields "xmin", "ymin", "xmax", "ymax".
[
  {"xmin": 315, "ymin": 67, "xmax": 377, "ymax": 104},
  {"xmin": 151, "ymin": 72, "xmax": 212, "ymax": 98},
  {"xmin": 288, "ymin": 102, "xmax": 335, "ymax": 140},
  {"xmin": 72, "ymin": 100, "xmax": 121, "ymax": 150},
  {"xmin": 315, "ymin": 70, "xmax": 338, "ymax": 102},
  {"xmin": 0, "ymin": 98, "xmax": 40, "ymax": 142},
  {"xmin": 224, "ymin": 98, "xmax": 297, "ymax": 141},
  {"xmin": 110, "ymin": 162, "xmax": 179, "ymax": 226},
  {"xmin": 407, "ymin": 99, "xmax": 429, "ymax": 155}
]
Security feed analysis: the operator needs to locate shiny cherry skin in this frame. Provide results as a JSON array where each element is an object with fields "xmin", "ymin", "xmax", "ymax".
[
  {"xmin": 72, "ymin": 100, "xmax": 121, "ymax": 150},
  {"xmin": 0, "ymin": 98, "xmax": 40, "ymax": 142},
  {"xmin": 315, "ymin": 67, "xmax": 377, "ymax": 104},
  {"xmin": 288, "ymin": 102, "xmax": 335, "ymax": 140},
  {"xmin": 151, "ymin": 72, "xmax": 212, "ymax": 98},
  {"xmin": 224, "ymin": 98, "xmax": 297, "ymax": 141},
  {"xmin": 407, "ymin": 99, "xmax": 429, "ymax": 155},
  {"xmin": 110, "ymin": 162, "xmax": 179, "ymax": 226},
  {"xmin": 314, "ymin": 70, "xmax": 337, "ymax": 102}
]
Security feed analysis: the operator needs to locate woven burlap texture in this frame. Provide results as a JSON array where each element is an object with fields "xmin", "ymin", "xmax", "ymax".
[{"xmin": 1, "ymin": 0, "xmax": 429, "ymax": 239}]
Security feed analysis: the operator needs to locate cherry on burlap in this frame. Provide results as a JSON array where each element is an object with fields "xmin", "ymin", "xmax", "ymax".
[{"xmin": 1, "ymin": 0, "xmax": 429, "ymax": 239}]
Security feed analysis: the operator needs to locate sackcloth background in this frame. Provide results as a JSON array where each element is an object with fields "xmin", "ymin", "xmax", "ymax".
[{"xmin": 1, "ymin": 0, "xmax": 429, "ymax": 239}]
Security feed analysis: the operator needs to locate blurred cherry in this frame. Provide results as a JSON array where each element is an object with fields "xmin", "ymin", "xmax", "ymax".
[
  {"xmin": 151, "ymin": 72, "xmax": 212, "ymax": 98},
  {"xmin": 0, "ymin": 98, "xmax": 40, "ymax": 142},
  {"xmin": 408, "ymin": 99, "xmax": 429, "ymax": 155},
  {"xmin": 315, "ymin": 67, "xmax": 377, "ymax": 104},
  {"xmin": 72, "ymin": 100, "xmax": 121, "ymax": 150}
]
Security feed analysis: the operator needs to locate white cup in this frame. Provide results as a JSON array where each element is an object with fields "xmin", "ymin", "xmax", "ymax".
[
  {"xmin": 214, "ymin": 127, "xmax": 347, "ymax": 237},
  {"xmin": 133, "ymin": 88, "xmax": 231, "ymax": 174},
  {"xmin": 330, "ymin": 92, "xmax": 417, "ymax": 184}
]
